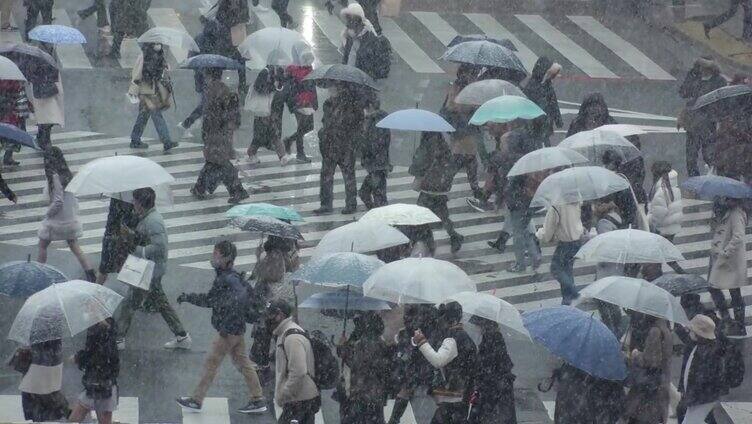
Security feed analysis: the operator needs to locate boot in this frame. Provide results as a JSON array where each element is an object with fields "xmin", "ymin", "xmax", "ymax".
[
  {"xmin": 488, "ymin": 231, "xmax": 510, "ymax": 253},
  {"xmin": 450, "ymin": 233, "xmax": 464, "ymax": 253},
  {"xmin": 387, "ymin": 398, "xmax": 409, "ymax": 424}
]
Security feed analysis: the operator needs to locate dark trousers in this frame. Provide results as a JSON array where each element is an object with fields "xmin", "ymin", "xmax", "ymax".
[
  {"xmin": 116, "ymin": 276, "xmax": 186, "ymax": 339},
  {"xmin": 431, "ymin": 402, "xmax": 468, "ymax": 424},
  {"xmin": 78, "ymin": 0, "xmax": 109, "ymax": 27},
  {"xmin": 706, "ymin": 0, "xmax": 752, "ymax": 39},
  {"xmin": 344, "ymin": 400, "xmax": 385, "ymax": 424},
  {"xmin": 685, "ymin": 129, "xmax": 715, "ymax": 177},
  {"xmin": 278, "ymin": 397, "xmax": 321, "ymax": 424},
  {"xmin": 450, "ymin": 153, "xmax": 482, "ymax": 198},
  {"xmin": 36, "ymin": 124, "xmax": 53, "ymax": 149},
  {"xmin": 709, "ymin": 287, "xmax": 745, "ymax": 320},
  {"xmin": 358, "ymin": 0, "xmax": 382, "ymax": 34},
  {"xmin": 417, "ymin": 192, "xmax": 461, "ymax": 241},
  {"xmin": 359, "ymin": 170, "xmax": 388, "ymax": 209},
  {"xmin": 284, "ymin": 112, "xmax": 312, "ymax": 156},
  {"xmin": 231, "ymin": 49, "xmax": 248, "ymax": 98},
  {"xmin": 551, "ymin": 240, "xmax": 582, "ymax": 305},
  {"xmin": 111, "ymin": 31, "xmax": 124, "ymax": 55},
  {"xmin": 194, "ymin": 161, "xmax": 247, "ymax": 197},
  {"xmin": 320, "ymin": 153, "xmax": 357, "ymax": 209},
  {"xmin": 24, "ymin": 0, "xmax": 53, "ymax": 40},
  {"xmin": 250, "ymin": 322, "xmax": 273, "ymax": 367},
  {"xmin": 272, "ymin": 0, "xmax": 293, "ymax": 27},
  {"xmin": 182, "ymin": 94, "xmax": 206, "ymax": 129}
]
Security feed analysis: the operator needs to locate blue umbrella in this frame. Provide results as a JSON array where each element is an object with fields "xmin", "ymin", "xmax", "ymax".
[
  {"xmin": 376, "ymin": 109, "xmax": 455, "ymax": 132},
  {"xmin": 0, "ymin": 123, "xmax": 37, "ymax": 149},
  {"xmin": 680, "ymin": 175, "xmax": 752, "ymax": 200},
  {"xmin": 180, "ymin": 54, "xmax": 244, "ymax": 70},
  {"xmin": 448, "ymin": 34, "xmax": 518, "ymax": 51},
  {"xmin": 0, "ymin": 259, "xmax": 67, "ymax": 297},
  {"xmin": 522, "ymin": 306, "xmax": 627, "ymax": 381},
  {"xmin": 29, "ymin": 25, "xmax": 86, "ymax": 44},
  {"xmin": 300, "ymin": 289, "xmax": 391, "ymax": 311},
  {"xmin": 290, "ymin": 252, "xmax": 384, "ymax": 288}
]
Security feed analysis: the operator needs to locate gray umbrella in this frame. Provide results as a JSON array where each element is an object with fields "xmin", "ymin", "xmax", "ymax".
[
  {"xmin": 448, "ymin": 34, "xmax": 518, "ymax": 51},
  {"xmin": 303, "ymin": 64, "xmax": 379, "ymax": 90},
  {"xmin": 652, "ymin": 273, "xmax": 708, "ymax": 296},
  {"xmin": 440, "ymin": 40, "xmax": 526, "ymax": 77},
  {"xmin": 230, "ymin": 215, "xmax": 303, "ymax": 240},
  {"xmin": 691, "ymin": 84, "xmax": 752, "ymax": 114}
]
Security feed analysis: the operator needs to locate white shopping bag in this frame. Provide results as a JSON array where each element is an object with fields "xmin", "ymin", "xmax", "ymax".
[{"xmin": 117, "ymin": 255, "xmax": 155, "ymax": 290}]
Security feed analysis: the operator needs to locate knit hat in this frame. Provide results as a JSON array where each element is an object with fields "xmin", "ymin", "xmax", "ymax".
[
  {"xmin": 689, "ymin": 314, "xmax": 716, "ymax": 340},
  {"xmin": 340, "ymin": 2, "xmax": 366, "ymax": 20}
]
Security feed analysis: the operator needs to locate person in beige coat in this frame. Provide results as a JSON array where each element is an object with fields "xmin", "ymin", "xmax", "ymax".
[{"xmin": 708, "ymin": 197, "xmax": 748, "ymax": 336}]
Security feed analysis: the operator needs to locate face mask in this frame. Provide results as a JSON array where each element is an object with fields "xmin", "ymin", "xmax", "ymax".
[
  {"xmin": 347, "ymin": 28, "xmax": 357, "ymax": 37},
  {"xmin": 328, "ymin": 87, "xmax": 339, "ymax": 97},
  {"xmin": 153, "ymin": 44, "xmax": 162, "ymax": 51},
  {"xmin": 210, "ymin": 257, "xmax": 221, "ymax": 269}
]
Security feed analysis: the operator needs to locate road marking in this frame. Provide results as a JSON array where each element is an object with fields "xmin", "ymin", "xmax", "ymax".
[
  {"xmin": 147, "ymin": 8, "xmax": 192, "ymax": 64},
  {"xmin": 114, "ymin": 396, "xmax": 139, "ymax": 424},
  {"xmin": 181, "ymin": 397, "xmax": 229, "ymax": 424},
  {"xmin": 567, "ymin": 16, "xmax": 674, "ymax": 80},
  {"xmin": 51, "ymin": 9, "xmax": 93, "ymax": 69},
  {"xmin": 411, "ymin": 11, "xmax": 457, "ymax": 47},
  {"xmin": 274, "ymin": 402, "xmax": 325, "ymax": 423},
  {"xmin": 384, "ymin": 399, "xmax": 418, "ymax": 423},
  {"xmin": 542, "ymin": 400, "xmax": 555, "ymax": 421},
  {"xmin": 0, "ymin": 395, "xmax": 26, "ymax": 423},
  {"xmin": 515, "ymin": 14, "xmax": 617, "ymax": 78},
  {"xmin": 311, "ymin": 9, "xmax": 345, "ymax": 53},
  {"xmin": 720, "ymin": 402, "xmax": 752, "ymax": 423},
  {"xmin": 381, "ymin": 17, "xmax": 444, "ymax": 74},
  {"xmin": 464, "ymin": 13, "xmax": 538, "ymax": 72}
]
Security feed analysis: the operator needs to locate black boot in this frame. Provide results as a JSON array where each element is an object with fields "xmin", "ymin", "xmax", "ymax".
[
  {"xmin": 733, "ymin": 306, "xmax": 748, "ymax": 336},
  {"xmin": 488, "ymin": 231, "xmax": 510, "ymax": 253},
  {"xmin": 387, "ymin": 398, "xmax": 409, "ymax": 424}
]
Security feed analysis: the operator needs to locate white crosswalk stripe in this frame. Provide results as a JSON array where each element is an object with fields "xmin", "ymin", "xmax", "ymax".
[
  {"xmin": 464, "ymin": 13, "xmax": 538, "ymax": 72},
  {"xmin": 410, "ymin": 11, "xmax": 458, "ymax": 47},
  {"xmin": 380, "ymin": 17, "xmax": 444, "ymax": 74},
  {"xmin": 148, "ymin": 8, "xmax": 192, "ymax": 64},
  {"xmin": 180, "ymin": 397, "xmax": 229, "ymax": 424},
  {"xmin": 0, "ymin": 395, "xmax": 140, "ymax": 423}
]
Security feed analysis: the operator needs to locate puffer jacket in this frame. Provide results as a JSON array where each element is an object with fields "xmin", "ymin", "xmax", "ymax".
[
  {"xmin": 647, "ymin": 170, "xmax": 683, "ymax": 236},
  {"xmin": 183, "ymin": 269, "xmax": 249, "ymax": 336}
]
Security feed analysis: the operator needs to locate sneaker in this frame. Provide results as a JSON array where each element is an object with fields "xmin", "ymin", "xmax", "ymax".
[
  {"xmin": 280, "ymin": 154, "xmax": 292, "ymax": 166},
  {"xmin": 247, "ymin": 155, "xmax": 261, "ymax": 165},
  {"xmin": 507, "ymin": 262, "xmax": 527, "ymax": 273},
  {"xmin": 466, "ymin": 197, "xmax": 493, "ymax": 213},
  {"xmin": 116, "ymin": 339, "xmax": 125, "ymax": 351},
  {"xmin": 450, "ymin": 234, "xmax": 464, "ymax": 253},
  {"xmin": 227, "ymin": 191, "xmax": 250, "ymax": 204},
  {"xmin": 313, "ymin": 206, "xmax": 333, "ymax": 215},
  {"xmin": 296, "ymin": 153, "xmax": 312, "ymax": 163},
  {"xmin": 176, "ymin": 397, "xmax": 201, "ymax": 411},
  {"xmin": 130, "ymin": 141, "xmax": 149, "ymax": 149},
  {"xmin": 487, "ymin": 240, "xmax": 506, "ymax": 253},
  {"xmin": 237, "ymin": 399, "xmax": 267, "ymax": 414},
  {"xmin": 163, "ymin": 141, "xmax": 179, "ymax": 152},
  {"xmin": 164, "ymin": 334, "xmax": 192, "ymax": 350}
]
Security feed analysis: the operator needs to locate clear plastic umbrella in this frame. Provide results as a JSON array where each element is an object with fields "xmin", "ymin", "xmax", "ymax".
[
  {"xmin": 359, "ymin": 203, "xmax": 440, "ymax": 225},
  {"xmin": 66, "ymin": 155, "xmax": 175, "ymax": 196},
  {"xmin": 0, "ymin": 259, "xmax": 67, "ymax": 298},
  {"xmin": 0, "ymin": 56, "xmax": 25, "ymax": 81},
  {"xmin": 376, "ymin": 109, "xmax": 455, "ymax": 132},
  {"xmin": 28, "ymin": 25, "xmax": 86, "ymax": 44},
  {"xmin": 558, "ymin": 129, "xmax": 641, "ymax": 164},
  {"xmin": 530, "ymin": 166, "xmax": 631, "ymax": 207},
  {"xmin": 576, "ymin": 229, "xmax": 685, "ymax": 264},
  {"xmin": 313, "ymin": 221, "xmax": 409, "ymax": 258},
  {"xmin": 8, "ymin": 280, "xmax": 124, "ymax": 345},
  {"xmin": 290, "ymin": 252, "xmax": 384, "ymax": 288},
  {"xmin": 138, "ymin": 27, "xmax": 199, "ymax": 52},
  {"xmin": 443, "ymin": 291, "xmax": 529, "ymax": 338},
  {"xmin": 239, "ymin": 27, "xmax": 314, "ymax": 66},
  {"xmin": 508, "ymin": 147, "xmax": 588, "ymax": 177},
  {"xmin": 455, "ymin": 79, "xmax": 525, "ymax": 106},
  {"xmin": 594, "ymin": 124, "xmax": 647, "ymax": 137}
]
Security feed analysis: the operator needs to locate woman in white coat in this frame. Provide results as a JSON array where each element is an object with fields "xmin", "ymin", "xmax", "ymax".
[
  {"xmin": 36, "ymin": 147, "xmax": 96, "ymax": 282},
  {"xmin": 29, "ymin": 58, "xmax": 64, "ymax": 150},
  {"xmin": 647, "ymin": 161, "xmax": 685, "ymax": 273}
]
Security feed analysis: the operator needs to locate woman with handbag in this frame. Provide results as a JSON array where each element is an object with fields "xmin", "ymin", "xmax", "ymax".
[
  {"xmin": 28, "ymin": 61, "xmax": 63, "ymax": 150},
  {"xmin": 246, "ymin": 65, "xmax": 291, "ymax": 165},
  {"xmin": 127, "ymin": 42, "xmax": 178, "ymax": 152},
  {"xmin": 19, "ymin": 339, "xmax": 70, "ymax": 422},
  {"xmin": 68, "ymin": 317, "xmax": 120, "ymax": 424}
]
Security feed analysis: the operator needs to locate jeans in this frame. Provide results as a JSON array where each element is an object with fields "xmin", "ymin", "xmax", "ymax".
[
  {"xmin": 509, "ymin": 208, "xmax": 540, "ymax": 267},
  {"xmin": 417, "ymin": 192, "xmax": 462, "ymax": 243},
  {"xmin": 116, "ymin": 276, "xmax": 186, "ymax": 339},
  {"xmin": 284, "ymin": 112, "xmax": 313, "ymax": 156},
  {"xmin": 182, "ymin": 94, "xmax": 206, "ymax": 129},
  {"xmin": 194, "ymin": 161, "xmax": 247, "ymax": 198},
  {"xmin": 359, "ymin": 170, "xmax": 388, "ymax": 209},
  {"xmin": 278, "ymin": 397, "xmax": 320, "ymax": 424},
  {"xmin": 551, "ymin": 240, "xmax": 582, "ymax": 305},
  {"xmin": 192, "ymin": 333, "xmax": 263, "ymax": 403},
  {"xmin": 131, "ymin": 107, "xmax": 171, "ymax": 145},
  {"xmin": 319, "ymin": 152, "xmax": 357, "ymax": 210},
  {"xmin": 24, "ymin": 0, "xmax": 53, "ymax": 40},
  {"xmin": 706, "ymin": 0, "xmax": 752, "ymax": 39},
  {"xmin": 78, "ymin": 0, "xmax": 109, "ymax": 28}
]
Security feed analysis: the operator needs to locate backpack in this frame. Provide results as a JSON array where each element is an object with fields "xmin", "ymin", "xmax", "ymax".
[
  {"xmin": 282, "ymin": 328, "xmax": 340, "ymax": 390},
  {"xmin": 723, "ymin": 337, "xmax": 745, "ymax": 389},
  {"xmin": 369, "ymin": 35, "xmax": 392, "ymax": 80},
  {"xmin": 238, "ymin": 272, "xmax": 264, "ymax": 324}
]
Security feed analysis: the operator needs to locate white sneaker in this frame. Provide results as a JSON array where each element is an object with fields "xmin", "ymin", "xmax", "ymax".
[
  {"xmin": 280, "ymin": 154, "xmax": 292, "ymax": 166},
  {"xmin": 248, "ymin": 155, "xmax": 261, "ymax": 165},
  {"xmin": 116, "ymin": 339, "xmax": 125, "ymax": 351},
  {"xmin": 164, "ymin": 334, "xmax": 192, "ymax": 350}
]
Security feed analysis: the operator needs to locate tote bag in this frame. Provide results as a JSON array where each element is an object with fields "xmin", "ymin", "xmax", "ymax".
[
  {"xmin": 245, "ymin": 89, "xmax": 273, "ymax": 117},
  {"xmin": 117, "ymin": 255, "xmax": 155, "ymax": 290}
]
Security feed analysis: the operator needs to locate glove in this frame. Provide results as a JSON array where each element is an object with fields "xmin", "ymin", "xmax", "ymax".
[{"xmin": 176, "ymin": 293, "xmax": 188, "ymax": 304}]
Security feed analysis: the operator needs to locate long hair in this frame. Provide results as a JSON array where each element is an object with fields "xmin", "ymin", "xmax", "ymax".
[
  {"xmin": 43, "ymin": 146, "xmax": 73, "ymax": 200},
  {"xmin": 651, "ymin": 161, "xmax": 674, "ymax": 203}
]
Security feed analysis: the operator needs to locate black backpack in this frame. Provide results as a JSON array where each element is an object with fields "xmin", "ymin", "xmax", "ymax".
[
  {"xmin": 282, "ymin": 328, "xmax": 340, "ymax": 390},
  {"xmin": 238, "ymin": 272, "xmax": 264, "ymax": 324},
  {"xmin": 369, "ymin": 35, "xmax": 392, "ymax": 80}
]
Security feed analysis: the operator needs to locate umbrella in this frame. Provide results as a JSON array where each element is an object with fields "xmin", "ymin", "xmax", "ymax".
[
  {"xmin": 469, "ymin": 95, "xmax": 545, "ymax": 125},
  {"xmin": 180, "ymin": 54, "xmax": 244, "ymax": 70},
  {"xmin": 595, "ymin": 124, "xmax": 647, "ymax": 137},
  {"xmin": 226, "ymin": 203, "xmax": 303, "ymax": 222},
  {"xmin": 359, "ymin": 203, "xmax": 440, "ymax": 225},
  {"xmin": 444, "ymin": 291, "xmax": 528, "ymax": 338},
  {"xmin": 558, "ymin": 129, "xmax": 641, "ymax": 164},
  {"xmin": 28, "ymin": 25, "xmax": 86, "ymax": 44},
  {"xmin": 376, "ymin": 109, "xmax": 455, "ymax": 132},
  {"xmin": 578, "ymin": 276, "xmax": 690, "ymax": 325},
  {"xmin": 313, "ymin": 221, "xmax": 409, "ymax": 258},
  {"xmin": 508, "ymin": 146, "xmax": 588, "ymax": 177},
  {"xmin": 303, "ymin": 64, "xmax": 379, "ymax": 90},
  {"xmin": 522, "ymin": 306, "xmax": 626, "ymax": 381},
  {"xmin": 0, "ymin": 43, "xmax": 58, "ymax": 79},
  {"xmin": 455, "ymin": 79, "xmax": 525, "ymax": 106},
  {"xmin": 300, "ymin": 289, "xmax": 391, "ymax": 311},
  {"xmin": 691, "ymin": 84, "xmax": 752, "ymax": 114},
  {"xmin": 290, "ymin": 252, "xmax": 384, "ymax": 288},
  {"xmin": 652, "ymin": 273, "xmax": 709, "ymax": 296},
  {"xmin": 107, "ymin": 182, "xmax": 173, "ymax": 207},
  {"xmin": 441, "ymin": 41, "xmax": 527, "ymax": 80},
  {"xmin": 8, "ymin": 280, "xmax": 123, "ymax": 345},
  {"xmin": 239, "ymin": 27, "xmax": 314, "ymax": 66},
  {"xmin": 0, "ymin": 56, "xmax": 25, "ymax": 81},
  {"xmin": 363, "ymin": 257, "xmax": 476, "ymax": 304},
  {"xmin": 680, "ymin": 175, "xmax": 752, "ymax": 200},
  {"xmin": 0, "ymin": 259, "xmax": 67, "ymax": 297},
  {"xmin": 138, "ymin": 27, "xmax": 199, "ymax": 52},
  {"xmin": 575, "ymin": 229, "xmax": 685, "ymax": 264},
  {"xmin": 65, "ymin": 156, "xmax": 175, "ymax": 196},
  {"xmin": 448, "ymin": 34, "xmax": 517, "ymax": 51},
  {"xmin": 230, "ymin": 215, "xmax": 303, "ymax": 240},
  {"xmin": 0, "ymin": 123, "xmax": 37, "ymax": 149},
  {"xmin": 530, "ymin": 166, "xmax": 631, "ymax": 207}
]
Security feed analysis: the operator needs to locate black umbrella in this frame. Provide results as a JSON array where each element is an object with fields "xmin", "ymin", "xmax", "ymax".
[
  {"xmin": 180, "ymin": 53, "xmax": 244, "ymax": 70},
  {"xmin": 652, "ymin": 273, "xmax": 708, "ymax": 296},
  {"xmin": 440, "ymin": 41, "xmax": 527, "ymax": 82},
  {"xmin": 691, "ymin": 84, "xmax": 752, "ymax": 115},
  {"xmin": 230, "ymin": 215, "xmax": 304, "ymax": 240},
  {"xmin": 448, "ymin": 34, "xmax": 518, "ymax": 51},
  {"xmin": 303, "ymin": 64, "xmax": 379, "ymax": 90},
  {"xmin": 0, "ymin": 43, "xmax": 58, "ymax": 80}
]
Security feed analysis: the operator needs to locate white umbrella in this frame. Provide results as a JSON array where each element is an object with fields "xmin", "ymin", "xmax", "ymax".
[
  {"xmin": 595, "ymin": 124, "xmax": 647, "ymax": 137},
  {"xmin": 444, "ymin": 291, "xmax": 529, "ymax": 338},
  {"xmin": 578, "ymin": 276, "xmax": 690, "ymax": 326},
  {"xmin": 530, "ymin": 166, "xmax": 630, "ymax": 207},
  {"xmin": 313, "ymin": 221, "xmax": 409, "ymax": 258},
  {"xmin": 8, "ymin": 280, "xmax": 123, "ymax": 345},
  {"xmin": 508, "ymin": 146, "xmax": 588, "ymax": 177},
  {"xmin": 363, "ymin": 257, "xmax": 476, "ymax": 304},
  {"xmin": 359, "ymin": 203, "xmax": 441, "ymax": 226},
  {"xmin": 558, "ymin": 129, "xmax": 641, "ymax": 164},
  {"xmin": 137, "ymin": 27, "xmax": 199, "ymax": 53},
  {"xmin": 66, "ymin": 156, "xmax": 175, "ymax": 196},
  {"xmin": 290, "ymin": 252, "xmax": 384, "ymax": 288},
  {"xmin": 0, "ymin": 56, "xmax": 26, "ymax": 81},
  {"xmin": 239, "ymin": 27, "xmax": 314, "ymax": 66},
  {"xmin": 106, "ymin": 182, "xmax": 174, "ymax": 207},
  {"xmin": 576, "ymin": 229, "xmax": 685, "ymax": 264},
  {"xmin": 455, "ymin": 79, "xmax": 525, "ymax": 106}
]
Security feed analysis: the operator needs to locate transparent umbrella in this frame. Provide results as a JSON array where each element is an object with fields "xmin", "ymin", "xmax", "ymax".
[
  {"xmin": 138, "ymin": 27, "xmax": 199, "ymax": 52},
  {"xmin": 313, "ymin": 221, "xmax": 409, "ymax": 258},
  {"xmin": 65, "ymin": 156, "xmax": 175, "ymax": 196},
  {"xmin": 443, "ymin": 291, "xmax": 528, "ymax": 338},
  {"xmin": 359, "ymin": 203, "xmax": 440, "ymax": 225},
  {"xmin": 455, "ymin": 79, "xmax": 525, "ymax": 106},
  {"xmin": 530, "ymin": 166, "xmax": 630, "ymax": 207},
  {"xmin": 558, "ymin": 129, "xmax": 641, "ymax": 164},
  {"xmin": 290, "ymin": 252, "xmax": 384, "ymax": 288},
  {"xmin": 576, "ymin": 229, "xmax": 685, "ymax": 264},
  {"xmin": 239, "ymin": 27, "xmax": 314, "ymax": 66},
  {"xmin": 508, "ymin": 147, "xmax": 588, "ymax": 177}
]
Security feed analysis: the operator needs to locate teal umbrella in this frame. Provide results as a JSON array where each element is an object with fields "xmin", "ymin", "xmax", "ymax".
[
  {"xmin": 225, "ymin": 203, "xmax": 303, "ymax": 222},
  {"xmin": 469, "ymin": 95, "xmax": 545, "ymax": 125}
]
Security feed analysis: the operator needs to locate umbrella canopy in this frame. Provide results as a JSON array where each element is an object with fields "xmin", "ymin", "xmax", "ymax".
[
  {"xmin": 444, "ymin": 291, "xmax": 528, "ymax": 338},
  {"xmin": 239, "ymin": 27, "xmax": 314, "ymax": 66},
  {"xmin": 359, "ymin": 203, "xmax": 441, "ymax": 225},
  {"xmin": 303, "ymin": 64, "xmax": 379, "ymax": 89},
  {"xmin": 313, "ymin": 221, "xmax": 409, "ymax": 258},
  {"xmin": 230, "ymin": 216, "xmax": 303, "ymax": 240},
  {"xmin": 0, "ymin": 123, "xmax": 37, "ymax": 149},
  {"xmin": 594, "ymin": 124, "xmax": 647, "ymax": 137},
  {"xmin": 0, "ymin": 56, "xmax": 25, "ymax": 81},
  {"xmin": 300, "ymin": 289, "xmax": 391, "ymax": 311},
  {"xmin": 0, "ymin": 43, "xmax": 58, "ymax": 79},
  {"xmin": 448, "ymin": 34, "xmax": 517, "ymax": 51},
  {"xmin": 455, "ymin": 79, "xmax": 525, "ymax": 106},
  {"xmin": 180, "ymin": 54, "xmax": 244, "ymax": 70},
  {"xmin": 226, "ymin": 203, "xmax": 303, "ymax": 222},
  {"xmin": 0, "ymin": 260, "xmax": 67, "ymax": 298},
  {"xmin": 29, "ymin": 25, "xmax": 86, "ymax": 44},
  {"xmin": 107, "ymin": 182, "xmax": 173, "ymax": 207},
  {"xmin": 376, "ymin": 109, "xmax": 455, "ymax": 132},
  {"xmin": 508, "ymin": 146, "xmax": 588, "ymax": 177},
  {"xmin": 65, "ymin": 156, "xmax": 175, "ymax": 196},
  {"xmin": 578, "ymin": 276, "xmax": 690, "ymax": 325},
  {"xmin": 652, "ymin": 273, "xmax": 709, "ymax": 296},
  {"xmin": 291, "ymin": 252, "xmax": 384, "ymax": 288},
  {"xmin": 469, "ymin": 95, "xmax": 545, "ymax": 125},
  {"xmin": 138, "ymin": 27, "xmax": 199, "ymax": 52},
  {"xmin": 531, "ymin": 166, "xmax": 631, "ymax": 207},
  {"xmin": 558, "ymin": 129, "xmax": 641, "ymax": 164},
  {"xmin": 691, "ymin": 84, "xmax": 752, "ymax": 114},
  {"xmin": 8, "ymin": 280, "xmax": 123, "ymax": 345},
  {"xmin": 680, "ymin": 175, "xmax": 752, "ymax": 200},
  {"xmin": 363, "ymin": 257, "xmax": 476, "ymax": 304},
  {"xmin": 576, "ymin": 229, "xmax": 685, "ymax": 264},
  {"xmin": 522, "ymin": 306, "xmax": 626, "ymax": 381},
  {"xmin": 441, "ymin": 41, "xmax": 526, "ymax": 80}
]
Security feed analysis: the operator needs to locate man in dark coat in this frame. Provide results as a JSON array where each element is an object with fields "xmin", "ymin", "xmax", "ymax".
[
  {"xmin": 108, "ymin": 0, "xmax": 151, "ymax": 59},
  {"xmin": 341, "ymin": 3, "xmax": 388, "ymax": 80},
  {"xmin": 23, "ymin": 0, "xmax": 53, "ymax": 41},
  {"xmin": 522, "ymin": 56, "xmax": 563, "ymax": 146},
  {"xmin": 215, "ymin": 0, "xmax": 249, "ymax": 97},
  {"xmin": 469, "ymin": 316, "xmax": 517, "ymax": 424},
  {"xmin": 358, "ymin": 95, "xmax": 390, "ymax": 209}
]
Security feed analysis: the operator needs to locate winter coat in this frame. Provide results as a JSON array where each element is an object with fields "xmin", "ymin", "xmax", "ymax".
[
  {"xmin": 194, "ymin": 18, "xmax": 234, "ymax": 58},
  {"xmin": 318, "ymin": 90, "xmax": 364, "ymax": 159},
  {"xmin": 285, "ymin": 65, "xmax": 318, "ymax": 113},
  {"xmin": 408, "ymin": 132, "xmax": 453, "ymax": 194},
  {"xmin": 440, "ymin": 82, "xmax": 480, "ymax": 156},
  {"xmin": 202, "ymin": 79, "xmax": 240, "ymax": 164},
  {"xmin": 473, "ymin": 330, "xmax": 517, "ymax": 422},
  {"xmin": 523, "ymin": 56, "xmax": 563, "ymax": 140},
  {"xmin": 110, "ymin": 0, "xmax": 151, "ymax": 37},
  {"xmin": 0, "ymin": 80, "xmax": 28, "ymax": 127},
  {"xmin": 620, "ymin": 146, "xmax": 647, "ymax": 204},
  {"xmin": 339, "ymin": 335, "xmax": 391, "ymax": 405},
  {"xmin": 679, "ymin": 339, "xmax": 726, "ymax": 407},
  {"xmin": 215, "ymin": 0, "xmax": 250, "ymax": 28},
  {"xmin": 341, "ymin": 30, "xmax": 384, "ymax": 80},
  {"xmin": 678, "ymin": 64, "xmax": 726, "ymax": 136},
  {"xmin": 251, "ymin": 67, "xmax": 286, "ymax": 150},
  {"xmin": 553, "ymin": 364, "xmax": 623, "ymax": 424},
  {"xmin": 566, "ymin": 93, "xmax": 615, "ymax": 137},
  {"xmin": 19, "ymin": 339, "xmax": 63, "ymax": 395},
  {"xmin": 713, "ymin": 118, "xmax": 752, "ymax": 179},
  {"xmin": 419, "ymin": 324, "xmax": 477, "ymax": 403},
  {"xmin": 38, "ymin": 173, "xmax": 82, "ymax": 241},
  {"xmin": 184, "ymin": 269, "xmax": 248, "ymax": 336},
  {"xmin": 132, "ymin": 208, "xmax": 168, "ymax": 279},
  {"xmin": 358, "ymin": 109, "xmax": 391, "ymax": 172},
  {"xmin": 273, "ymin": 317, "xmax": 320, "ymax": 405},
  {"xmin": 75, "ymin": 319, "xmax": 119, "ymax": 388},
  {"xmin": 647, "ymin": 171, "xmax": 683, "ymax": 236},
  {"xmin": 709, "ymin": 206, "xmax": 748, "ymax": 289},
  {"xmin": 623, "ymin": 319, "xmax": 672, "ymax": 424},
  {"xmin": 29, "ymin": 80, "xmax": 64, "ymax": 126},
  {"xmin": 128, "ymin": 51, "xmax": 171, "ymax": 111}
]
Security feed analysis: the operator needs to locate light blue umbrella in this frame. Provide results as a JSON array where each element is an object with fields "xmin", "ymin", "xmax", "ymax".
[
  {"xmin": 180, "ymin": 54, "xmax": 244, "ymax": 70},
  {"xmin": 300, "ymin": 289, "xmax": 391, "ymax": 311},
  {"xmin": 680, "ymin": 175, "xmax": 752, "ymax": 200},
  {"xmin": 0, "ymin": 258, "xmax": 67, "ymax": 298},
  {"xmin": 522, "ymin": 306, "xmax": 627, "ymax": 381},
  {"xmin": 376, "ymin": 109, "xmax": 455, "ymax": 132},
  {"xmin": 469, "ymin": 95, "xmax": 545, "ymax": 125},
  {"xmin": 291, "ymin": 252, "xmax": 384, "ymax": 288},
  {"xmin": 226, "ymin": 203, "xmax": 303, "ymax": 222},
  {"xmin": 29, "ymin": 25, "xmax": 86, "ymax": 44}
]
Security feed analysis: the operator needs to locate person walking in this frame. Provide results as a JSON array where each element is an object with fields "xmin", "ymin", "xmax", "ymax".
[
  {"xmin": 536, "ymin": 201, "xmax": 585, "ymax": 304},
  {"xmin": 703, "ymin": 0, "xmax": 752, "ymax": 39},
  {"xmin": 191, "ymin": 67, "xmax": 249, "ymax": 204},
  {"xmin": 0, "ymin": 78, "xmax": 31, "ymax": 166},
  {"xmin": 522, "ymin": 56, "xmax": 563, "ymax": 146},
  {"xmin": 283, "ymin": 64, "xmax": 317, "ymax": 162},
  {"xmin": 115, "ymin": 187, "xmax": 190, "ymax": 350},
  {"xmin": 566, "ymin": 92, "xmax": 615, "ymax": 136},
  {"xmin": 647, "ymin": 161, "xmax": 685, "ymax": 274},
  {"xmin": 1, "ymin": 0, "xmax": 17, "ymax": 30},
  {"xmin": 96, "ymin": 198, "xmax": 138, "ymax": 285},
  {"xmin": 76, "ymin": 0, "xmax": 109, "ymax": 29},
  {"xmin": 506, "ymin": 172, "xmax": 541, "ymax": 273},
  {"xmin": 544, "ymin": 362, "xmax": 623, "ymax": 424},
  {"xmin": 37, "ymin": 147, "xmax": 96, "ymax": 282},
  {"xmin": 127, "ymin": 43, "xmax": 177, "ymax": 151},
  {"xmin": 271, "ymin": 0, "xmax": 293, "ymax": 28},
  {"xmin": 247, "ymin": 65, "xmax": 292, "ymax": 166},
  {"xmin": 176, "ymin": 241, "xmax": 267, "ymax": 414},
  {"xmin": 340, "ymin": 3, "xmax": 387, "ymax": 80},
  {"xmin": 28, "ymin": 64, "xmax": 63, "ymax": 150},
  {"xmin": 602, "ymin": 150, "xmax": 648, "ymax": 232},
  {"xmin": 0, "ymin": 169, "xmax": 17, "ymax": 203},
  {"xmin": 215, "ymin": 0, "xmax": 249, "ymax": 98},
  {"xmin": 23, "ymin": 0, "xmax": 53, "ymax": 41},
  {"xmin": 19, "ymin": 339, "xmax": 70, "ymax": 422},
  {"xmin": 358, "ymin": 95, "xmax": 390, "ymax": 209},
  {"xmin": 67, "ymin": 318, "xmax": 120, "ymax": 424},
  {"xmin": 108, "ymin": 0, "xmax": 150, "ymax": 59}
]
